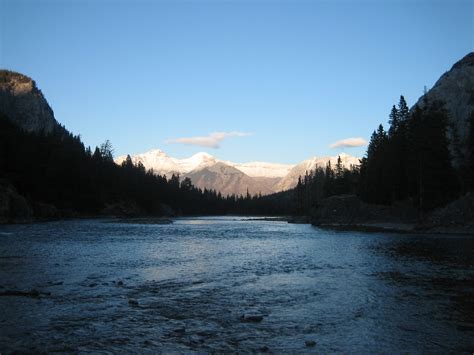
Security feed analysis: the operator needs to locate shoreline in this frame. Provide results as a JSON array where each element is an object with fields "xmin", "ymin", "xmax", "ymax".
[
  {"xmin": 313, "ymin": 222, "xmax": 474, "ymax": 236},
  {"xmin": 1, "ymin": 215, "xmax": 472, "ymax": 236}
]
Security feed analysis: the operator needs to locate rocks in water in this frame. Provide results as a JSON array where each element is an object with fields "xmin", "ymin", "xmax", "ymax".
[
  {"xmin": 48, "ymin": 281, "xmax": 63, "ymax": 286},
  {"xmin": 305, "ymin": 340, "xmax": 316, "ymax": 347},
  {"xmin": 172, "ymin": 327, "xmax": 186, "ymax": 335},
  {"xmin": 128, "ymin": 298, "xmax": 139, "ymax": 306},
  {"xmin": 240, "ymin": 314, "xmax": 264, "ymax": 323},
  {"xmin": 0, "ymin": 289, "xmax": 50, "ymax": 297}
]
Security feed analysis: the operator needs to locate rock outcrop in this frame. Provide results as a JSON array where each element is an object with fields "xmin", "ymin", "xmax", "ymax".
[
  {"xmin": 0, "ymin": 70, "xmax": 58, "ymax": 133},
  {"xmin": 420, "ymin": 193, "xmax": 474, "ymax": 233},
  {"xmin": 414, "ymin": 52, "xmax": 474, "ymax": 165}
]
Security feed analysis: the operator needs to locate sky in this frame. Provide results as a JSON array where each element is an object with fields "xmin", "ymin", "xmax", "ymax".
[{"xmin": 1, "ymin": 0, "xmax": 473, "ymax": 163}]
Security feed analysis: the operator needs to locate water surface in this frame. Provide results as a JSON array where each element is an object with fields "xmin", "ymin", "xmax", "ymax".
[{"xmin": 0, "ymin": 217, "xmax": 472, "ymax": 352}]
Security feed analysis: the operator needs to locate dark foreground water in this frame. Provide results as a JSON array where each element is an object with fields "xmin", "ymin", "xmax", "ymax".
[{"xmin": 0, "ymin": 217, "xmax": 472, "ymax": 353}]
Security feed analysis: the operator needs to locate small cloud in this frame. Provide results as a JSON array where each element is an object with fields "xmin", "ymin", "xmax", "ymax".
[
  {"xmin": 330, "ymin": 137, "xmax": 367, "ymax": 149},
  {"xmin": 166, "ymin": 131, "xmax": 252, "ymax": 149}
]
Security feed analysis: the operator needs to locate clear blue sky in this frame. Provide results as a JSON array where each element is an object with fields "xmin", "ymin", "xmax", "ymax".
[{"xmin": 1, "ymin": 0, "xmax": 472, "ymax": 163}]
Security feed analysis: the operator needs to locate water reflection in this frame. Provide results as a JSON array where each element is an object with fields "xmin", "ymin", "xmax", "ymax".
[{"xmin": 0, "ymin": 218, "xmax": 472, "ymax": 352}]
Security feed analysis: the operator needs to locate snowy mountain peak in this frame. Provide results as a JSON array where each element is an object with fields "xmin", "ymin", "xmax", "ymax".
[{"xmin": 114, "ymin": 148, "xmax": 360, "ymax": 195}]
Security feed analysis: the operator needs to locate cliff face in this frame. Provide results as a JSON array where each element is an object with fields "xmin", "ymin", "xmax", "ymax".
[
  {"xmin": 414, "ymin": 52, "xmax": 474, "ymax": 164},
  {"xmin": 0, "ymin": 70, "xmax": 58, "ymax": 133}
]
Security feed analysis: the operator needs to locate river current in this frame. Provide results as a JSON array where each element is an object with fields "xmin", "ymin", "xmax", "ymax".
[{"xmin": 0, "ymin": 217, "xmax": 472, "ymax": 353}]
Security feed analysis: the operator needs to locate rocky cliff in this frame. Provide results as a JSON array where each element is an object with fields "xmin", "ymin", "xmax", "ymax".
[
  {"xmin": 414, "ymin": 52, "xmax": 474, "ymax": 165},
  {"xmin": 0, "ymin": 70, "xmax": 58, "ymax": 133}
]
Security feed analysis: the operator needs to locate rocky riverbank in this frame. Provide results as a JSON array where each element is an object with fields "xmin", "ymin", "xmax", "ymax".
[{"xmin": 310, "ymin": 194, "xmax": 474, "ymax": 235}]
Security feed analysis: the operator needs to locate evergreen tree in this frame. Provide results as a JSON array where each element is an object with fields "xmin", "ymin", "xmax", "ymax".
[
  {"xmin": 398, "ymin": 95, "xmax": 410, "ymax": 122},
  {"xmin": 408, "ymin": 101, "xmax": 459, "ymax": 210},
  {"xmin": 388, "ymin": 105, "xmax": 399, "ymax": 136},
  {"xmin": 335, "ymin": 155, "xmax": 343, "ymax": 179},
  {"xmin": 100, "ymin": 140, "xmax": 114, "ymax": 161}
]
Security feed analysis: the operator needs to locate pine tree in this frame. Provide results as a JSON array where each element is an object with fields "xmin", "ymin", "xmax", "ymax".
[
  {"xmin": 99, "ymin": 140, "xmax": 114, "ymax": 161},
  {"xmin": 398, "ymin": 95, "xmax": 410, "ymax": 122},
  {"xmin": 335, "ymin": 155, "xmax": 343, "ymax": 179},
  {"xmin": 408, "ymin": 101, "xmax": 459, "ymax": 210},
  {"xmin": 388, "ymin": 105, "xmax": 399, "ymax": 136}
]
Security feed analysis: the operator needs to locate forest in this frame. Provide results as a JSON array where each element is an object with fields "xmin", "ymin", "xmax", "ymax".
[
  {"xmin": 0, "ymin": 114, "xmax": 291, "ymax": 217},
  {"xmin": 292, "ymin": 96, "xmax": 474, "ymax": 216},
  {"xmin": 1, "ymin": 95, "xmax": 473, "ymax": 221}
]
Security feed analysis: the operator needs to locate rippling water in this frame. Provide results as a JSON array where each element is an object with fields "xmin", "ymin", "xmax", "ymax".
[{"xmin": 0, "ymin": 217, "xmax": 472, "ymax": 353}]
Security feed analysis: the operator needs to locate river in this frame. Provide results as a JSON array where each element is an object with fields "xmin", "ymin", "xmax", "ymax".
[{"xmin": 0, "ymin": 217, "xmax": 472, "ymax": 352}]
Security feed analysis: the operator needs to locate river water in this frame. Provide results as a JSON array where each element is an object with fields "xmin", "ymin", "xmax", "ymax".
[{"xmin": 0, "ymin": 217, "xmax": 472, "ymax": 353}]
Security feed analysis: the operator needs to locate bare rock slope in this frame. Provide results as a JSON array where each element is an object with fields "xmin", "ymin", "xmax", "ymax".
[
  {"xmin": 184, "ymin": 162, "xmax": 275, "ymax": 196},
  {"xmin": 0, "ymin": 70, "xmax": 58, "ymax": 133},
  {"xmin": 415, "ymin": 52, "xmax": 474, "ymax": 163}
]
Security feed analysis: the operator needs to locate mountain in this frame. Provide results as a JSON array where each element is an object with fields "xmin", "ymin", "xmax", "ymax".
[
  {"xmin": 115, "ymin": 150, "xmax": 295, "ymax": 196},
  {"xmin": 414, "ymin": 52, "xmax": 474, "ymax": 164},
  {"xmin": 0, "ymin": 70, "xmax": 59, "ymax": 133},
  {"xmin": 115, "ymin": 150, "xmax": 293, "ymax": 178},
  {"xmin": 115, "ymin": 149, "xmax": 219, "ymax": 177},
  {"xmin": 116, "ymin": 149, "xmax": 360, "ymax": 196},
  {"xmin": 231, "ymin": 161, "xmax": 293, "ymax": 178},
  {"xmin": 276, "ymin": 153, "xmax": 361, "ymax": 191},
  {"xmin": 184, "ymin": 162, "xmax": 275, "ymax": 196}
]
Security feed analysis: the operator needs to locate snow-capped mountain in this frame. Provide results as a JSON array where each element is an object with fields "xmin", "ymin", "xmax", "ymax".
[
  {"xmin": 115, "ymin": 149, "xmax": 219, "ymax": 177},
  {"xmin": 115, "ymin": 150, "xmax": 293, "ymax": 179},
  {"xmin": 231, "ymin": 161, "xmax": 293, "ymax": 178},
  {"xmin": 115, "ymin": 149, "xmax": 359, "ymax": 196}
]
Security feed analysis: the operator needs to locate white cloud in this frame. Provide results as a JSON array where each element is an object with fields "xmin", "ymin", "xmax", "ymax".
[
  {"xmin": 166, "ymin": 131, "xmax": 252, "ymax": 149},
  {"xmin": 330, "ymin": 137, "xmax": 367, "ymax": 149}
]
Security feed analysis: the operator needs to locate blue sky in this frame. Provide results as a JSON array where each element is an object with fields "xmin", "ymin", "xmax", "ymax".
[{"xmin": 1, "ymin": 0, "xmax": 472, "ymax": 163}]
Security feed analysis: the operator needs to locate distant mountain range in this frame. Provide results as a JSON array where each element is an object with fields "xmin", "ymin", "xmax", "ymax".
[{"xmin": 115, "ymin": 150, "xmax": 360, "ymax": 196}]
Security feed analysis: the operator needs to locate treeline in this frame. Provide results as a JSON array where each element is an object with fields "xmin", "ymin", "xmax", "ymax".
[
  {"xmin": 2, "ymin": 95, "xmax": 472, "ymax": 220},
  {"xmin": 359, "ymin": 96, "xmax": 469, "ymax": 210},
  {"xmin": 293, "ymin": 96, "xmax": 474, "ymax": 216},
  {"xmin": 0, "ymin": 115, "xmax": 288, "ymax": 217},
  {"xmin": 293, "ymin": 157, "xmax": 360, "ymax": 215}
]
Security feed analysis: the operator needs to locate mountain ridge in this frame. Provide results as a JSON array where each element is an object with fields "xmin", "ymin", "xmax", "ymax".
[{"xmin": 115, "ymin": 149, "xmax": 360, "ymax": 196}]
